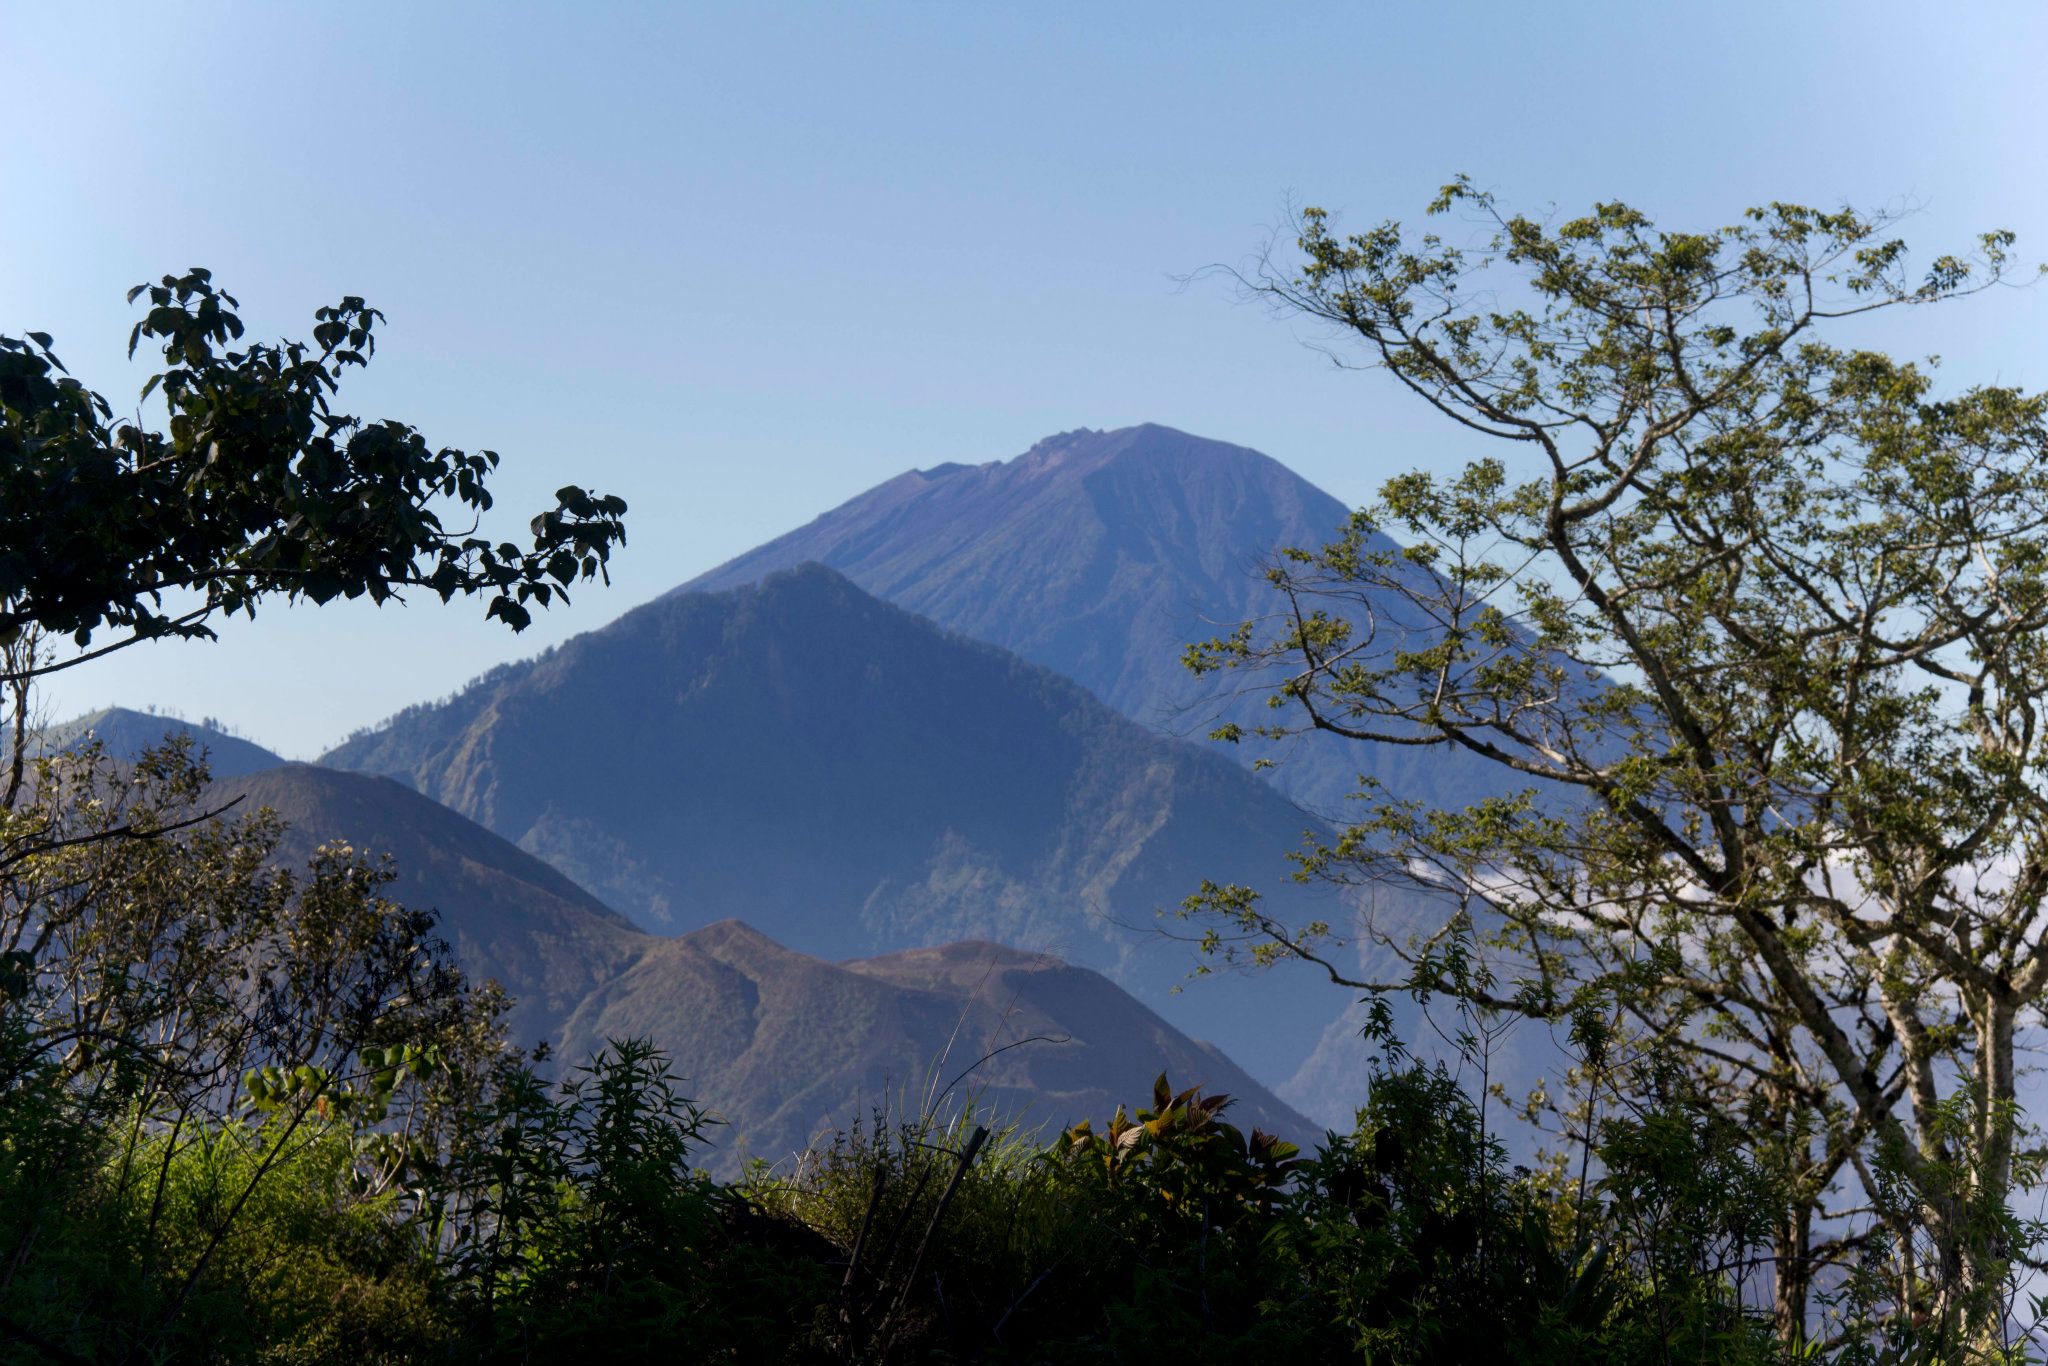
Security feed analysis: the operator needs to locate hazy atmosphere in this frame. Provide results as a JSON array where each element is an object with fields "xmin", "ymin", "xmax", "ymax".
[
  {"xmin": 10, "ymin": 2, "xmax": 2046, "ymax": 754},
  {"xmin": 12, "ymin": 5, "xmax": 2048, "ymax": 1362}
]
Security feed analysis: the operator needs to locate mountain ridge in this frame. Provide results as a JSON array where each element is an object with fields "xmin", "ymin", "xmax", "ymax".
[
  {"xmin": 209, "ymin": 764, "xmax": 646, "ymax": 1049},
  {"xmin": 322, "ymin": 561, "xmax": 1374, "ymax": 1086},
  {"xmin": 560, "ymin": 917, "xmax": 1314, "ymax": 1173},
  {"xmin": 31, "ymin": 706, "xmax": 285, "ymax": 778},
  {"xmin": 674, "ymin": 422, "xmax": 1507, "ymax": 818},
  {"xmin": 181, "ymin": 765, "xmax": 1315, "ymax": 1173}
]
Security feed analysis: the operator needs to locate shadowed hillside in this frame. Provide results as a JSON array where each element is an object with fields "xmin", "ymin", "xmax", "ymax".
[
  {"xmin": 558, "ymin": 920, "xmax": 1314, "ymax": 1175},
  {"xmin": 211, "ymin": 764, "xmax": 646, "ymax": 1050},
  {"xmin": 677, "ymin": 423, "xmax": 1511, "ymax": 818},
  {"xmin": 202, "ymin": 766, "xmax": 1315, "ymax": 1169},
  {"xmin": 322, "ymin": 563, "xmax": 1379, "ymax": 1084}
]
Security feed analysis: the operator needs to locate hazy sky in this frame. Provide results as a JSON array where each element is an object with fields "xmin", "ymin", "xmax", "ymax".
[{"xmin": 7, "ymin": 2, "xmax": 2046, "ymax": 757}]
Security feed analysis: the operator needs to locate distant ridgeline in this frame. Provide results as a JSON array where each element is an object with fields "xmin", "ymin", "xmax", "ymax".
[
  {"xmin": 66, "ymin": 425, "xmax": 1566, "ymax": 1145},
  {"xmin": 26, "ymin": 741, "xmax": 1315, "ymax": 1172},
  {"xmin": 24, "ymin": 706, "xmax": 284, "ymax": 778},
  {"xmin": 674, "ymin": 423, "xmax": 1516, "ymax": 820},
  {"xmin": 225, "ymin": 767, "xmax": 1309, "ymax": 1172},
  {"xmin": 322, "ymin": 561, "xmax": 1392, "ymax": 1093},
  {"xmin": 327, "ymin": 425, "xmax": 1564, "ymax": 1129}
]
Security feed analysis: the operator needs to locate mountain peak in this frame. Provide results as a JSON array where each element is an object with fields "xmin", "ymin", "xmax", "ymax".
[
  {"xmin": 1005, "ymin": 423, "xmax": 1283, "ymax": 476},
  {"xmin": 322, "ymin": 555, "xmax": 1369, "ymax": 1085},
  {"xmin": 36, "ymin": 707, "xmax": 285, "ymax": 778},
  {"xmin": 667, "ymin": 423, "xmax": 1512, "ymax": 825},
  {"xmin": 672, "ymin": 422, "xmax": 1357, "ymax": 734},
  {"xmin": 748, "ymin": 559, "xmax": 857, "ymax": 595},
  {"xmin": 680, "ymin": 917, "xmax": 792, "ymax": 959},
  {"xmin": 680, "ymin": 423, "xmax": 1343, "ymax": 587},
  {"xmin": 913, "ymin": 461, "xmax": 980, "ymax": 480}
]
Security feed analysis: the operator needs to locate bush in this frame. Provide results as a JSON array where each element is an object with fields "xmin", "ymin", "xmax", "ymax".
[
  {"xmin": 426, "ymin": 1039, "xmax": 831, "ymax": 1364},
  {"xmin": 0, "ymin": 1096, "xmax": 438, "ymax": 1365}
]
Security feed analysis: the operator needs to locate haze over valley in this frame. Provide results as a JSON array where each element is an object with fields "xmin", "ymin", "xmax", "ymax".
[{"xmin": 57, "ymin": 424, "xmax": 1509, "ymax": 1155}]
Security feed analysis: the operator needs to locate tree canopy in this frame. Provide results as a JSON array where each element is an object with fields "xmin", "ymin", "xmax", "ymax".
[
  {"xmin": 1188, "ymin": 181, "xmax": 2048, "ymax": 1343},
  {"xmin": 0, "ymin": 269, "xmax": 628, "ymax": 682}
]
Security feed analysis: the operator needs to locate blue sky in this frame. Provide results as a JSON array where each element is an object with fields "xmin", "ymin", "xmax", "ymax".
[{"xmin": 7, "ymin": 1, "xmax": 2046, "ymax": 756}]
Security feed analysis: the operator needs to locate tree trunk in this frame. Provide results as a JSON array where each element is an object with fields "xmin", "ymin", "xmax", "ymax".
[
  {"xmin": 1772, "ymin": 1201, "xmax": 1812, "ymax": 1345},
  {"xmin": 1917, "ymin": 996, "xmax": 2019, "ymax": 1351}
]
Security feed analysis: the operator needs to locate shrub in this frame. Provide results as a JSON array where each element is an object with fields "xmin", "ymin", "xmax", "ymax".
[{"xmin": 427, "ymin": 1039, "xmax": 831, "ymax": 1364}]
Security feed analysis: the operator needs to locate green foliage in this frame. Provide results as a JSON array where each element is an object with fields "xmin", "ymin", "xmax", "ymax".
[
  {"xmin": 425, "ymin": 1039, "xmax": 830, "ymax": 1364},
  {"xmin": 732, "ymin": 1055, "xmax": 1791, "ymax": 1364},
  {"xmin": 751, "ymin": 1105, "xmax": 1082, "ymax": 1361},
  {"xmin": 0, "ymin": 268, "xmax": 627, "ymax": 669},
  {"xmin": 1292, "ymin": 1063, "xmax": 1621, "ymax": 1365},
  {"xmin": 0, "ymin": 1054, "xmax": 441, "ymax": 1365},
  {"xmin": 1189, "ymin": 178, "xmax": 2048, "ymax": 1346},
  {"xmin": 0, "ymin": 740, "xmax": 497, "ymax": 1364},
  {"xmin": 1059, "ymin": 1071, "xmax": 1303, "ymax": 1212},
  {"xmin": 11, "ymin": 997, "xmax": 2048, "ymax": 1363},
  {"xmin": 2, "ymin": 747, "xmax": 2030, "ymax": 1363},
  {"xmin": 122, "ymin": 1122, "xmax": 442, "ymax": 1365},
  {"xmin": 0, "ymin": 269, "xmax": 639, "ymax": 1362}
]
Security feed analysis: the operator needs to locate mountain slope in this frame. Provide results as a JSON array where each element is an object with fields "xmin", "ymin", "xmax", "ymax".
[
  {"xmin": 322, "ymin": 563, "xmax": 1373, "ymax": 1083},
  {"xmin": 38, "ymin": 707, "xmax": 284, "ymax": 777},
  {"xmin": 211, "ymin": 764, "xmax": 645, "ymax": 1049},
  {"xmin": 208, "ymin": 767, "xmax": 1312, "ymax": 1166},
  {"xmin": 559, "ymin": 920, "xmax": 1315, "ymax": 1174},
  {"xmin": 675, "ymin": 423, "xmax": 1505, "ymax": 817}
]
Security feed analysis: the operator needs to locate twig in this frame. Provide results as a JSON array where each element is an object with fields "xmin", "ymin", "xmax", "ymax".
[{"xmin": 888, "ymin": 1126, "xmax": 990, "ymax": 1328}]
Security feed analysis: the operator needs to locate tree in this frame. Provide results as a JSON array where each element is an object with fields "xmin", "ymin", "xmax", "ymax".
[
  {"xmin": 0, "ymin": 271, "xmax": 627, "ymax": 1358},
  {"xmin": 0, "ymin": 268, "xmax": 628, "ymax": 686},
  {"xmin": 1186, "ymin": 180, "xmax": 2048, "ymax": 1346},
  {"xmin": 0, "ymin": 737, "xmax": 502, "ymax": 1358}
]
